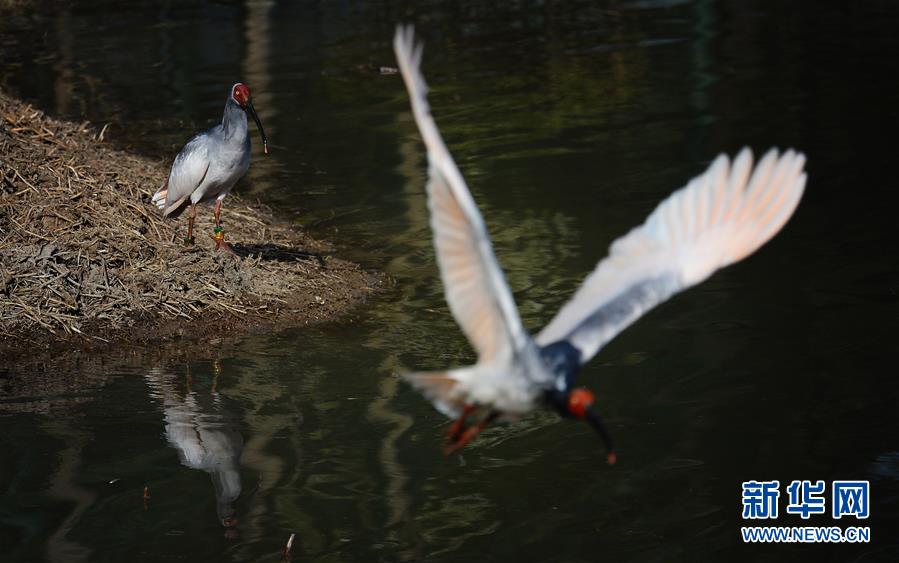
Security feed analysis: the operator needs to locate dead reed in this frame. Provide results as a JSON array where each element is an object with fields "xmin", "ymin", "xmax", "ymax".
[{"xmin": 0, "ymin": 89, "xmax": 378, "ymax": 356}]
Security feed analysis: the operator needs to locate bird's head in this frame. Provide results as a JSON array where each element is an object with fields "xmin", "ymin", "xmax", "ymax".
[
  {"xmin": 545, "ymin": 386, "xmax": 617, "ymax": 465},
  {"xmin": 231, "ymin": 83, "xmax": 252, "ymax": 107},
  {"xmin": 230, "ymin": 83, "xmax": 269, "ymax": 155},
  {"xmin": 566, "ymin": 387, "xmax": 596, "ymax": 419}
]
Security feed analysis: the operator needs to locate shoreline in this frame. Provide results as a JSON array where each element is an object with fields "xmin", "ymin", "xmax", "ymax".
[{"xmin": 0, "ymin": 88, "xmax": 383, "ymax": 369}]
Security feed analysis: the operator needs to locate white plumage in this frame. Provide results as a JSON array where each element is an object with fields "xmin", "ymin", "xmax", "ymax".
[
  {"xmin": 536, "ymin": 148, "xmax": 807, "ymax": 363},
  {"xmin": 394, "ymin": 26, "xmax": 807, "ymax": 450}
]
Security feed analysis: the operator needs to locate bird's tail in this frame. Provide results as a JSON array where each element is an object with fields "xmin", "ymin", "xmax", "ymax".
[
  {"xmin": 151, "ymin": 180, "xmax": 168, "ymax": 211},
  {"xmin": 402, "ymin": 370, "xmax": 464, "ymax": 418},
  {"xmin": 151, "ymin": 180, "xmax": 190, "ymax": 218}
]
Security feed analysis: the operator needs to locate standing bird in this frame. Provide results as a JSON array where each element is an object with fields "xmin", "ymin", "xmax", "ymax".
[
  {"xmin": 393, "ymin": 26, "xmax": 807, "ymax": 463},
  {"xmin": 152, "ymin": 83, "xmax": 269, "ymax": 252}
]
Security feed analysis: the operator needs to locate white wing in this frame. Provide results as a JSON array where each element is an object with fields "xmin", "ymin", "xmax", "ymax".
[
  {"xmin": 536, "ymin": 148, "xmax": 807, "ymax": 363},
  {"xmin": 394, "ymin": 25, "xmax": 528, "ymax": 364},
  {"xmin": 160, "ymin": 134, "xmax": 211, "ymax": 216}
]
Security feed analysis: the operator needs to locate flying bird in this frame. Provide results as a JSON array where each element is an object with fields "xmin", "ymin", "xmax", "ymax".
[
  {"xmin": 393, "ymin": 26, "xmax": 807, "ymax": 463},
  {"xmin": 152, "ymin": 83, "xmax": 269, "ymax": 252}
]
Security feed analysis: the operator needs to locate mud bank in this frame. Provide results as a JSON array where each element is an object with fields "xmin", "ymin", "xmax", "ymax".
[{"xmin": 0, "ymin": 89, "xmax": 383, "ymax": 368}]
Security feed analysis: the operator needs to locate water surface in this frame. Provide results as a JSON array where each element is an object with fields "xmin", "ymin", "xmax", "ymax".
[{"xmin": 1, "ymin": 1, "xmax": 898, "ymax": 561}]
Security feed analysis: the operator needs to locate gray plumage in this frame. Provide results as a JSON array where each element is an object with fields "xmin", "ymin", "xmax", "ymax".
[{"xmin": 152, "ymin": 83, "xmax": 267, "ymax": 239}]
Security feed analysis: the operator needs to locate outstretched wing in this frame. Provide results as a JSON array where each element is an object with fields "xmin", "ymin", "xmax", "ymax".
[
  {"xmin": 158, "ymin": 134, "xmax": 210, "ymax": 216},
  {"xmin": 536, "ymin": 148, "xmax": 807, "ymax": 364},
  {"xmin": 394, "ymin": 25, "xmax": 528, "ymax": 364}
]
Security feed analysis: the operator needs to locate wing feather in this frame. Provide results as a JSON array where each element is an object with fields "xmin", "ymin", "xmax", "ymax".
[
  {"xmin": 394, "ymin": 25, "xmax": 528, "ymax": 364},
  {"xmin": 536, "ymin": 148, "xmax": 806, "ymax": 363},
  {"xmin": 158, "ymin": 134, "xmax": 210, "ymax": 217}
]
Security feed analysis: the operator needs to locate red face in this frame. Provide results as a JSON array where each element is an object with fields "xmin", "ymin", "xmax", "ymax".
[
  {"xmin": 232, "ymin": 83, "xmax": 251, "ymax": 107},
  {"xmin": 566, "ymin": 387, "xmax": 595, "ymax": 419}
]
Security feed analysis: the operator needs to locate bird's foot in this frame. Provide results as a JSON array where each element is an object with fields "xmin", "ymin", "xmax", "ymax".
[
  {"xmin": 183, "ymin": 236, "xmax": 196, "ymax": 246},
  {"xmin": 210, "ymin": 227, "xmax": 237, "ymax": 256},
  {"xmin": 443, "ymin": 410, "xmax": 498, "ymax": 455},
  {"xmin": 443, "ymin": 424, "xmax": 483, "ymax": 455},
  {"xmin": 446, "ymin": 404, "xmax": 476, "ymax": 443}
]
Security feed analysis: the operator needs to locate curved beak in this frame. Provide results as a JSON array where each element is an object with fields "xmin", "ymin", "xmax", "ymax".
[
  {"xmin": 585, "ymin": 406, "xmax": 617, "ymax": 465},
  {"xmin": 246, "ymin": 100, "xmax": 269, "ymax": 155}
]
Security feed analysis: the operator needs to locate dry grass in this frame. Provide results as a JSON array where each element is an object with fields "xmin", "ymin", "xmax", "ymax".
[{"xmin": 0, "ymin": 88, "xmax": 380, "ymax": 360}]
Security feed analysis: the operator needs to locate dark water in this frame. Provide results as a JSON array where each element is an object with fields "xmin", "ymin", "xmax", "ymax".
[{"xmin": 2, "ymin": 1, "xmax": 898, "ymax": 561}]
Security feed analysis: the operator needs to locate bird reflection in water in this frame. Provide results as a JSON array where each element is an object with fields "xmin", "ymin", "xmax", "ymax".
[{"xmin": 145, "ymin": 362, "xmax": 244, "ymax": 539}]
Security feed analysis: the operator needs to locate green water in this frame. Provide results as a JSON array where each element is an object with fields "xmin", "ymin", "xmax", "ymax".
[{"xmin": 1, "ymin": 1, "xmax": 898, "ymax": 561}]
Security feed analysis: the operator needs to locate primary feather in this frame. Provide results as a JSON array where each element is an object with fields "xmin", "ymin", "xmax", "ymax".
[
  {"xmin": 394, "ymin": 25, "xmax": 529, "ymax": 365},
  {"xmin": 536, "ymin": 148, "xmax": 807, "ymax": 363},
  {"xmin": 154, "ymin": 134, "xmax": 212, "ymax": 217}
]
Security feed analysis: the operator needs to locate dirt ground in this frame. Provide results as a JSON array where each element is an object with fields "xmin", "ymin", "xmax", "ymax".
[{"xmin": 0, "ymin": 88, "xmax": 383, "ymax": 368}]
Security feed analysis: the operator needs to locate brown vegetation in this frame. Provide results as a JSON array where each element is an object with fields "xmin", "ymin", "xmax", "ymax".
[{"xmin": 0, "ymin": 88, "xmax": 381, "ymax": 364}]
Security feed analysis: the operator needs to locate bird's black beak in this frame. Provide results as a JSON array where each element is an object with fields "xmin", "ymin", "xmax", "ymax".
[
  {"xmin": 246, "ymin": 100, "xmax": 269, "ymax": 155},
  {"xmin": 564, "ymin": 387, "xmax": 616, "ymax": 465},
  {"xmin": 585, "ymin": 406, "xmax": 617, "ymax": 465}
]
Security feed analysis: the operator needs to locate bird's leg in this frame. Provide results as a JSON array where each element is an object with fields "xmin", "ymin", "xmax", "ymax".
[
  {"xmin": 213, "ymin": 198, "xmax": 223, "ymax": 228},
  {"xmin": 210, "ymin": 199, "xmax": 236, "ymax": 255},
  {"xmin": 443, "ymin": 410, "xmax": 499, "ymax": 455},
  {"xmin": 211, "ymin": 358, "xmax": 221, "ymax": 394},
  {"xmin": 185, "ymin": 204, "xmax": 196, "ymax": 246},
  {"xmin": 446, "ymin": 404, "xmax": 476, "ymax": 443}
]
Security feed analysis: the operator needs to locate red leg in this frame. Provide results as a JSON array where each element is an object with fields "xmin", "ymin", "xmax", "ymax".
[
  {"xmin": 443, "ymin": 411, "xmax": 499, "ymax": 455},
  {"xmin": 210, "ymin": 198, "xmax": 236, "ymax": 255},
  {"xmin": 447, "ymin": 404, "xmax": 476, "ymax": 442},
  {"xmin": 185, "ymin": 204, "xmax": 197, "ymax": 245}
]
